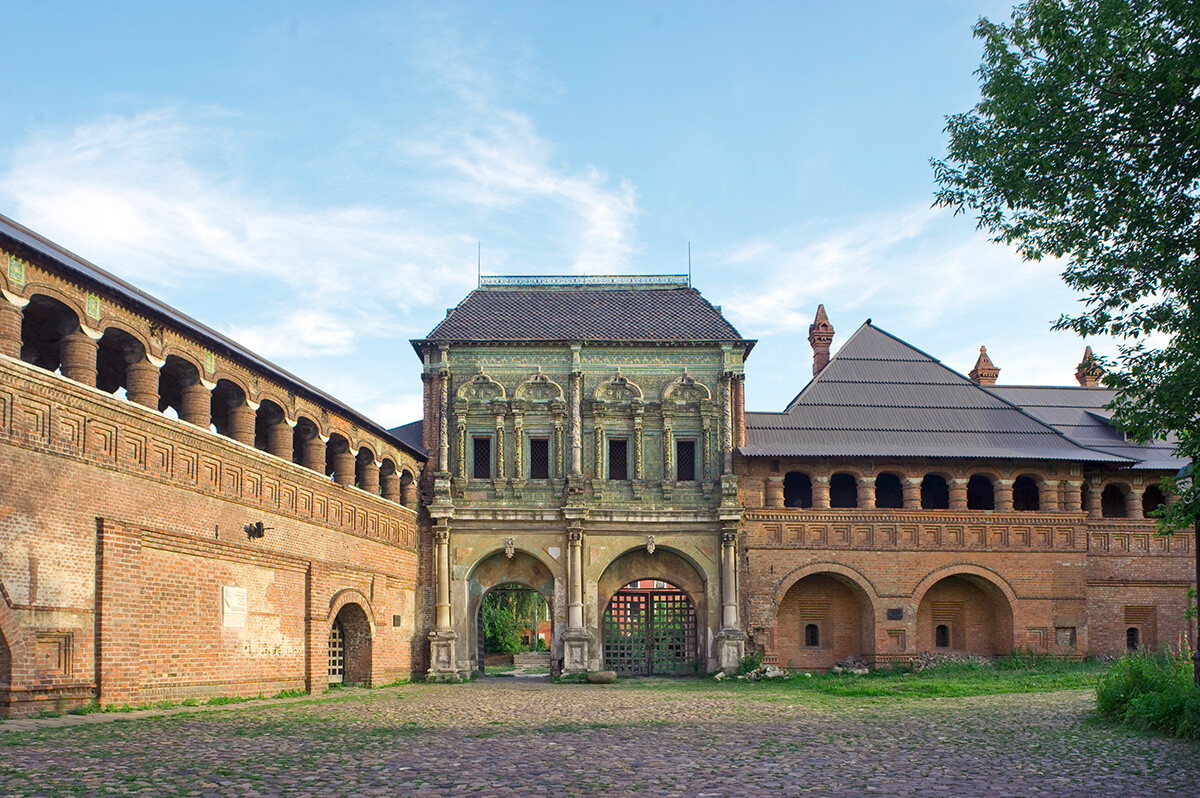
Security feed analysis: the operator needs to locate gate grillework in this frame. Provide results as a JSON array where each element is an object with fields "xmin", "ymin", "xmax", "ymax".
[{"xmin": 603, "ymin": 586, "xmax": 697, "ymax": 675}]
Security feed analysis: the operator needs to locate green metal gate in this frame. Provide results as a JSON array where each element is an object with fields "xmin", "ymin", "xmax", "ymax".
[{"xmin": 603, "ymin": 587, "xmax": 697, "ymax": 675}]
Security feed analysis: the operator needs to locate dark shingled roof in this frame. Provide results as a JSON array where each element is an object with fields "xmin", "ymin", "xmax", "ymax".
[
  {"xmin": 0, "ymin": 213, "xmax": 426, "ymax": 461},
  {"xmin": 417, "ymin": 283, "xmax": 747, "ymax": 346},
  {"xmin": 743, "ymin": 322, "xmax": 1131, "ymax": 464}
]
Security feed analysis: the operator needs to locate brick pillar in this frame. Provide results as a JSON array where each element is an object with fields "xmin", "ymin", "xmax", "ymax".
[
  {"xmin": 60, "ymin": 328, "xmax": 98, "ymax": 386},
  {"xmin": 180, "ymin": 378, "xmax": 211, "ymax": 428},
  {"xmin": 1126, "ymin": 487, "xmax": 1145, "ymax": 520},
  {"xmin": 949, "ymin": 478, "xmax": 968, "ymax": 511},
  {"xmin": 1084, "ymin": 484, "xmax": 1102, "ymax": 518},
  {"xmin": 859, "ymin": 476, "xmax": 876, "ymax": 510},
  {"xmin": 903, "ymin": 477, "xmax": 922, "ymax": 510},
  {"xmin": 96, "ymin": 519, "xmax": 142, "ymax": 706},
  {"xmin": 996, "ymin": 479, "xmax": 1014, "ymax": 512},
  {"xmin": 359, "ymin": 458, "xmax": 380, "ymax": 494},
  {"xmin": 812, "ymin": 475, "xmax": 831, "ymax": 510},
  {"xmin": 301, "ymin": 432, "xmax": 326, "ymax": 473},
  {"xmin": 125, "ymin": 357, "xmax": 160, "ymax": 409},
  {"xmin": 332, "ymin": 445, "xmax": 355, "ymax": 487},
  {"xmin": 1065, "ymin": 480, "xmax": 1083, "ymax": 513},
  {"xmin": 0, "ymin": 300, "xmax": 22, "ymax": 359},
  {"xmin": 1041, "ymin": 480, "xmax": 1060, "ymax": 512},
  {"xmin": 267, "ymin": 418, "xmax": 293, "ymax": 461},
  {"xmin": 382, "ymin": 470, "xmax": 401, "ymax": 503},
  {"xmin": 227, "ymin": 400, "xmax": 256, "ymax": 446},
  {"xmin": 765, "ymin": 476, "xmax": 784, "ymax": 508}
]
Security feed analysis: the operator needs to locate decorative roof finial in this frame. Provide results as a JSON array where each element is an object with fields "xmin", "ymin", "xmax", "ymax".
[
  {"xmin": 969, "ymin": 346, "xmax": 1000, "ymax": 385},
  {"xmin": 1076, "ymin": 346, "xmax": 1103, "ymax": 387},
  {"xmin": 808, "ymin": 304, "xmax": 835, "ymax": 376}
]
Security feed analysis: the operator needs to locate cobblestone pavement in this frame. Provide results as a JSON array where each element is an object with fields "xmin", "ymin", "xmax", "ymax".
[{"xmin": 1, "ymin": 680, "xmax": 1196, "ymax": 797}]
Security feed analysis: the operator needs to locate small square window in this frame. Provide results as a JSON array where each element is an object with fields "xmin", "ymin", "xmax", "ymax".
[
  {"xmin": 530, "ymin": 438, "xmax": 550, "ymax": 480},
  {"xmin": 608, "ymin": 439, "xmax": 628, "ymax": 481},
  {"xmin": 676, "ymin": 439, "xmax": 696, "ymax": 482},
  {"xmin": 473, "ymin": 437, "xmax": 492, "ymax": 479}
]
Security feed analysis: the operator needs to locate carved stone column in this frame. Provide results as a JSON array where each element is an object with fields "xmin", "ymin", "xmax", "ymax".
[
  {"xmin": 903, "ymin": 477, "xmax": 922, "ymax": 510},
  {"xmin": 437, "ymin": 366, "xmax": 450, "ymax": 473},
  {"xmin": 180, "ymin": 375, "xmax": 212, "ymax": 429},
  {"xmin": 570, "ymin": 369, "xmax": 583, "ymax": 476},
  {"xmin": 765, "ymin": 476, "xmax": 784, "ymax": 509},
  {"xmin": 949, "ymin": 478, "xmax": 969, "ymax": 511},
  {"xmin": 716, "ymin": 528, "xmax": 746, "ymax": 673},
  {"xmin": 663, "ymin": 418, "xmax": 675, "ymax": 482},
  {"xmin": 427, "ymin": 524, "xmax": 460, "ymax": 681},
  {"xmin": 0, "ymin": 297, "xmax": 22, "ymax": 359},
  {"xmin": 812, "ymin": 475, "xmax": 831, "ymax": 510},
  {"xmin": 125, "ymin": 357, "xmax": 161, "ymax": 409},
  {"xmin": 513, "ymin": 413, "xmax": 524, "ymax": 479},
  {"xmin": 1065, "ymin": 480, "xmax": 1084, "ymax": 513},
  {"xmin": 1041, "ymin": 480, "xmax": 1060, "ymax": 512},
  {"xmin": 996, "ymin": 479, "xmax": 1015, "ymax": 512},
  {"xmin": 859, "ymin": 476, "xmax": 876, "ymax": 510},
  {"xmin": 562, "ymin": 525, "xmax": 592, "ymax": 674},
  {"xmin": 720, "ymin": 372, "xmax": 733, "ymax": 473},
  {"xmin": 1084, "ymin": 483, "xmax": 1102, "ymax": 518},
  {"xmin": 494, "ymin": 413, "xmax": 506, "ymax": 480},
  {"xmin": 1126, "ymin": 487, "xmax": 1145, "ymax": 519},
  {"xmin": 456, "ymin": 418, "xmax": 467, "ymax": 481},
  {"xmin": 61, "ymin": 327, "xmax": 99, "ymax": 386}
]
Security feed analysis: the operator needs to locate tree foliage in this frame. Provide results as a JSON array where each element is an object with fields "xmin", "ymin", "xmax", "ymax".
[
  {"xmin": 933, "ymin": 0, "xmax": 1200, "ymax": 532},
  {"xmin": 481, "ymin": 586, "xmax": 547, "ymax": 654}
]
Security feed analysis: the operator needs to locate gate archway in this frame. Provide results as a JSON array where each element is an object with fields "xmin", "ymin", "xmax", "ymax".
[
  {"xmin": 603, "ymin": 579, "xmax": 697, "ymax": 675},
  {"xmin": 328, "ymin": 602, "xmax": 372, "ymax": 686},
  {"xmin": 467, "ymin": 550, "xmax": 556, "ymax": 675}
]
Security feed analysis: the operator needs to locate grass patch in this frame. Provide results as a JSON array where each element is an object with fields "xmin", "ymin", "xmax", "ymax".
[{"xmin": 1097, "ymin": 642, "xmax": 1200, "ymax": 740}]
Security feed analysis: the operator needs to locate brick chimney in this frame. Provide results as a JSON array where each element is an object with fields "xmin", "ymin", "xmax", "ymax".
[
  {"xmin": 808, "ymin": 304, "xmax": 835, "ymax": 376},
  {"xmin": 969, "ymin": 346, "xmax": 1000, "ymax": 385},
  {"xmin": 1076, "ymin": 346, "xmax": 1103, "ymax": 387}
]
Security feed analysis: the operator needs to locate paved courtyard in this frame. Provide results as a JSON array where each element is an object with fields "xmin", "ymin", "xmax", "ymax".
[{"xmin": 1, "ymin": 679, "xmax": 1196, "ymax": 797}]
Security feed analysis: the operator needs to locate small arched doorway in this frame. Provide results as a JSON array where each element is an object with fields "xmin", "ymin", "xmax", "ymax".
[
  {"xmin": 467, "ymin": 550, "xmax": 556, "ymax": 676},
  {"xmin": 916, "ymin": 573, "xmax": 1013, "ymax": 656},
  {"xmin": 603, "ymin": 579, "xmax": 697, "ymax": 676},
  {"xmin": 477, "ymin": 584, "xmax": 552, "ymax": 673},
  {"xmin": 776, "ymin": 571, "xmax": 874, "ymax": 670},
  {"xmin": 328, "ymin": 603, "xmax": 371, "ymax": 686}
]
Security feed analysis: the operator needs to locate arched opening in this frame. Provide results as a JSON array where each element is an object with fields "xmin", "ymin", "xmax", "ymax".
[
  {"xmin": 20, "ymin": 294, "xmax": 78, "ymax": 374},
  {"xmin": 95, "ymin": 327, "xmax": 144, "ymax": 400},
  {"xmin": 355, "ymin": 447, "xmax": 379, "ymax": 493},
  {"xmin": 1013, "ymin": 475, "xmax": 1040, "ymax": 511},
  {"xmin": 776, "ymin": 572, "xmax": 874, "ymax": 670},
  {"xmin": 1101, "ymin": 484, "xmax": 1127, "ymax": 518},
  {"xmin": 0, "ymin": 625, "xmax": 10, "ymax": 714},
  {"xmin": 326, "ymin": 433, "xmax": 353, "ymax": 485},
  {"xmin": 399, "ymin": 469, "xmax": 415, "ymax": 507},
  {"xmin": 967, "ymin": 475, "xmax": 995, "ymax": 510},
  {"xmin": 916, "ymin": 574, "xmax": 1013, "ymax": 656},
  {"xmin": 157, "ymin": 355, "xmax": 201, "ymax": 422},
  {"xmin": 783, "ymin": 471, "xmax": 812, "ymax": 508},
  {"xmin": 598, "ymin": 547, "xmax": 705, "ymax": 676},
  {"xmin": 329, "ymin": 602, "xmax": 372, "ymax": 686},
  {"xmin": 293, "ymin": 416, "xmax": 322, "ymax": 470},
  {"xmin": 210, "ymin": 379, "xmax": 249, "ymax": 441},
  {"xmin": 874, "ymin": 473, "xmax": 904, "ymax": 509},
  {"xmin": 921, "ymin": 474, "xmax": 950, "ymax": 509},
  {"xmin": 829, "ymin": 472, "xmax": 858, "ymax": 508},
  {"xmin": 468, "ymin": 550, "xmax": 555, "ymax": 676},
  {"xmin": 1143, "ymin": 485, "xmax": 1167, "ymax": 517},
  {"xmin": 254, "ymin": 399, "xmax": 290, "ymax": 458},
  {"xmin": 1126, "ymin": 627, "xmax": 1140, "ymax": 651}
]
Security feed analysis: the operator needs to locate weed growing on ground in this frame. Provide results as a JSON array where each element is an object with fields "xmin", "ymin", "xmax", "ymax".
[{"xmin": 1097, "ymin": 638, "xmax": 1200, "ymax": 740}]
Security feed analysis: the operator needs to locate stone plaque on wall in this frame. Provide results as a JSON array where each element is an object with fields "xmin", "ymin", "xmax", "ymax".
[{"xmin": 223, "ymin": 586, "xmax": 248, "ymax": 628}]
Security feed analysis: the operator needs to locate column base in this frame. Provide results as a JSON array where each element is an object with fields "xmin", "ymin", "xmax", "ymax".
[
  {"xmin": 426, "ymin": 628, "xmax": 461, "ymax": 682},
  {"xmin": 561, "ymin": 628, "xmax": 594, "ymax": 675},
  {"xmin": 716, "ymin": 628, "xmax": 747, "ymax": 674}
]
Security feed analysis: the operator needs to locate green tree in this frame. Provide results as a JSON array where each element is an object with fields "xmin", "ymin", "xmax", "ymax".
[
  {"xmin": 481, "ymin": 587, "xmax": 548, "ymax": 654},
  {"xmin": 933, "ymin": 0, "xmax": 1200, "ymax": 534}
]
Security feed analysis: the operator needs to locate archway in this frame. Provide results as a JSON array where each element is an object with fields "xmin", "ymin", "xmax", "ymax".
[
  {"xmin": 776, "ymin": 572, "xmax": 874, "ymax": 670},
  {"xmin": 598, "ymin": 548, "xmax": 705, "ymax": 676},
  {"xmin": 0, "ymin": 626, "xmax": 9, "ymax": 715},
  {"xmin": 478, "ymin": 585, "xmax": 552, "ymax": 673},
  {"xmin": 467, "ymin": 550, "xmax": 555, "ymax": 675},
  {"xmin": 916, "ymin": 573, "xmax": 1013, "ymax": 656},
  {"xmin": 329, "ymin": 603, "xmax": 372, "ymax": 686}
]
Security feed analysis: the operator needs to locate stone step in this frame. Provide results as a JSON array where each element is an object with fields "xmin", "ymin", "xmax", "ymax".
[{"xmin": 513, "ymin": 652, "xmax": 551, "ymax": 667}]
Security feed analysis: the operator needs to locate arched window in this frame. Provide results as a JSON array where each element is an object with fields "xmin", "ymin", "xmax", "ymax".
[
  {"xmin": 935, "ymin": 624, "xmax": 950, "ymax": 648},
  {"xmin": 1013, "ymin": 475, "xmax": 1040, "ymax": 511},
  {"xmin": 1102, "ymin": 484, "xmax": 1127, "ymax": 518},
  {"xmin": 1143, "ymin": 485, "xmax": 1166, "ymax": 517},
  {"xmin": 921, "ymin": 474, "xmax": 949, "ymax": 509},
  {"xmin": 804, "ymin": 623, "xmax": 820, "ymax": 647},
  {"xmin": 20, "ymin": 294, "xmax": 79, "ymax": 374},
  {"xmin": 783, "ymin": 472, "xmax": 812, "ymax": 508},
  {"xmin": 875, "ymin": 473, "xmax": 904, "ymax": 509},
  {"xmin": 967, "ymin": 475, "xmax": 995, "ymax": 510},
  {"xmin": 830, "ymin": 472, "xmax": 858, "ymax": 508},
  {"xmin": 1126, "ymin": 627, "xmax": 1140, "ymax": 651}
]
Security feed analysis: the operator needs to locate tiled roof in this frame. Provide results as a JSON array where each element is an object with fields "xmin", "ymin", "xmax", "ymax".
[
  {"xmin": 418, "ymin": 284, "xmax": 746, "ymax": 345},
  {"xmin": 743, "ymin": 322, "xmax": 1132, "ymax": 464}
]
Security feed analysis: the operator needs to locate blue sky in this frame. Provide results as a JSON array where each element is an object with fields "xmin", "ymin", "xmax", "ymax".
[{"xmin": 0, "ymin": 2, "xmax": 1107, "ymax": 426}]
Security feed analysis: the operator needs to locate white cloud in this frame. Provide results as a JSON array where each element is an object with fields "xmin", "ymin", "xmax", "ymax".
[{"xmin": 224, "ymin": 309, "xmax": 358, "ymax": 360}]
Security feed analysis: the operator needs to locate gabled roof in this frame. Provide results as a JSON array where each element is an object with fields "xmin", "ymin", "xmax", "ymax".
[
  {"xmin": 743, "ymin": 322, "xmax": 1131, "ymax": 463},
  {"xmin": 414, "ymin": 277, "xmax": 749, "ymax": 351}
]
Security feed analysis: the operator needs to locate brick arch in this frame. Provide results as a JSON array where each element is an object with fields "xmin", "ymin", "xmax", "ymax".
[
  {"xmin": 156, "ymin": 347, "xmax": 205, "ymax": 376},
  {"xmin": 772, "ymin": 561, "xmax": 882, "ymax": 612},
  {"xmin": 97, "ymin": 318, "xmax": 153, "ymax": 356},
  {"xmin": 327, "ymin": 588, "xmax": 376, "ymax": 631},
  {"xmin": 209, "ymin": 371, "xmax": 252, "ymax": 401},
  {"xmin": 464, "ymin": 547, "xmax": 558, "ymax": 594},
  {"xmin": 595, "ymin": 545, "xmax": 709, "ymax": 613},
  {"xmin": 20, "ymin": 283, "xmax": 86, "ymax": 322},
  {"xmin": 0, "ymin": 582, "xmax": 30, "ymax": 715},
  {"xmin": 909, "ymin": 563, "xmax": 1019, "ymax": 610},
  {"xmin": 252, "ymin": 389, "xmax": 293, "ymax": 419},
  {"xmin": 327, "ymin": 591, "xmax": 374, "ymax": 687}
]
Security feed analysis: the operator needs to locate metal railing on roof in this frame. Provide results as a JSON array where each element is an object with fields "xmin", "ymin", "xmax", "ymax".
[{"xmin": 479, "ymin": 274, "xmax": 689, "ymax": 288}]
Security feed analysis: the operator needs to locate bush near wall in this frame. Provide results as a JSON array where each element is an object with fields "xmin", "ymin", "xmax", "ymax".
[{"xmin": 1097, "ymin": 639, "xmax": 1200, "ymax": 740}]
